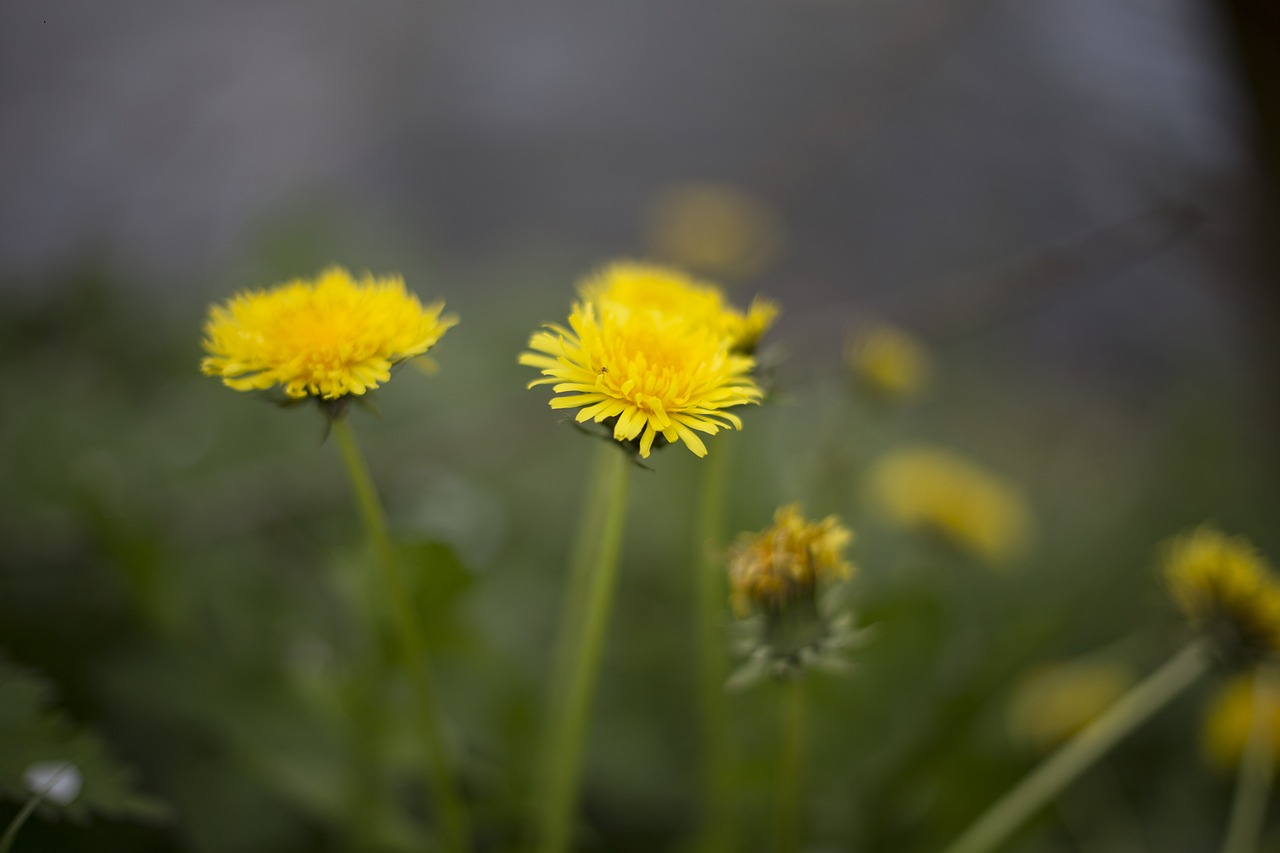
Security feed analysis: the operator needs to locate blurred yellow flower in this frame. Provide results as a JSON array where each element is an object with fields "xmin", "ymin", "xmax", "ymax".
[
  {"xmin": 1007, "ymin": 660, "xmax": 1134, "ymax": 751},
  {"xmin": 868, "ymin": 446, "xmax": 1031, "ymax": 565},
  {"xmin": 519, "ymin": 301, "xmax": 762, "ymax": 458},
  {"xmin": 645, "ymin": 183, "xmax": 783, "ymax": 279},
  {"xmin": 1203, "ymin": 673, "xmax": 1280, "ymax": 770},
  {"xmin": 847, "ymin": 323, "xmax": 930, "ymax": 401},
  {"xmin": 201, "ymin": 266, "xmax": 456, "ymax": 400},
  {"xmin": 580, "ymin": 261, "xmax": 778, "ymax": 354},
  {"xmin": 728, "ymin": 504, "xmax": 854, "ymax": 616},
  {"xmin": 1164, "ymin": 526, "xmax": 1280, "ymax": 664}
]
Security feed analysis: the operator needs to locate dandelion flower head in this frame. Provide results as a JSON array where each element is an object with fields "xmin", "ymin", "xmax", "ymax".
[
  {"xmin": 581, "ymin": 261, "xmax": 778, "ymax": 354},
  {"xmin": 1203, "ymin": 673, "xmax": 1280, "ymax": 770},
  {"xmin": 868, "ymin": 446, "xmax": 1031, "ymax": 565},
  {"xmin": 847, "ymin": 323, "xmax": 930, "ymax": 401},
  {"xmin": 201, "ymin": 266, "xmax": 457, "ymax": 400},
  {"xmin": 728, "ymin": 504, "xmax": 854, "ymax": 616},
  {"xmin": 1006, "ymin": 661, "xmax": 1134, "ymax": 751},
  {"xmin": 645, "ymin": 183, "xmax": 783, "ymax": 279},
  {"xmin": 520, "ymin": 300, "xmax": 762, "ymax": 458},
  {"xmin": 1164, "ymin": 526, "xmax": 1280, "ymax": 664}
]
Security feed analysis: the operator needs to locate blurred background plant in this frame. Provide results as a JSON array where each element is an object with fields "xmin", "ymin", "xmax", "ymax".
[{"xmin": 3, "ymin": 1, "xmax": 1280, "ymax": 851}]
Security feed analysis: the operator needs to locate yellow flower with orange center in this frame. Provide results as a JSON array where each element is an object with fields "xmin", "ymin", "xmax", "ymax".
[{"xmin": 520, "ymin": 301, "xmax": 762, "ymax": 458}]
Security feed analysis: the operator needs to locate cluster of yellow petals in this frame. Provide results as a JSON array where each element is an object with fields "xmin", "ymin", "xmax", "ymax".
[
  {"xmin": 728, "ymin": 504, "xmax": 854, "ymax": 616},
  {"xmin": 1006, "ymin": 660, "xmax": 1134, "ymax": 752},
  {"xmin": 521, "ymin": 302, "xmax": 762, "ymax": 458},
  {"xmin": 580, "ymin": 262, "xmax": 778, "ymax": 354},
  {"xmin": 1203, "ymin": 673, "xmax": 1280, "ymax": 770},
  {"xmin": 1163, "ymin": 526, "xmax": 1280, "ymax": 660},
  {"xmin": 868, "ymin": 446, "xmax": 1031, "ymax": 565},
  {"xmin": 201, "ymin": 267, "xmax": 457, "ymax": 400},
  {"xmin": 846, "ymin": 323, "xmax": 931, "ymax": 401},
  {"xmin": 521, "ymin": 262, "xmax": 773, "ymax": 458}
]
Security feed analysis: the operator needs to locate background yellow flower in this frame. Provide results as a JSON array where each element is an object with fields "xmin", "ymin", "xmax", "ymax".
[
  {"xmin": 1163, "ymin": 526, "xmax": 1280, "ymax": 664},
  {"xmin": 867, "ymin": 446, "xmax": 1031, "ymax": 565}
]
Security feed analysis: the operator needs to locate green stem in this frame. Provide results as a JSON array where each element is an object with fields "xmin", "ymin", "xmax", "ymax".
[
  {"xmin": 776, "ymin": 676, "xmax": 807, "ymax": 853},
  {"xmin": 536, "ymin": 447, "xmax": 632, "ymax": 853},
  {"xmin": 0, "ymin": 792, "xmax": 47, "ymax": 853},
  {"xmin": 1221, "ymin": 666, "xmax": 1277, "ymax": 853},
  {"xmin": 333, "ymin": 418, "xmax": 469, "ymax": 853},
  {"xmin": 694, "ymin": 446, "xmax": 734, "ymax": 853},
  {"xmin": 545, "ymin": 442, "xmax": 616, "ymax": 719},
  {"xmin": 942, "ymin": 640, "xmax": 1210, "ymax": 853}
]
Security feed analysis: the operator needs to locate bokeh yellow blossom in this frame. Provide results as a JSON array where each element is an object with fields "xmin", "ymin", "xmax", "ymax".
[
  {"xmin": 847, "ymin": 323, "xmax": 930, "ymax": 401},
  {"xmin": 201, "ymin": 266, "xmax": 456, "ymax": 400},
  {"xmin": 1203, "ymin": 673, "xmax": 1280, "ymax": 770},
  {"xmin": 868, "ymin": 446, "xmax": 1031, "ymax": 565},
  {"xmin": 580, "ymin": 261, "xmax": 777, "ymax": 354},
  {"xmin": 1164, "ymin": 526, "xmax": 1280, "ymax": 665},
  {"xmin": 728, "ymin": 504, "xmax": 854, "ymax": 616},
  {"xmin": 1007, "ymin": 660, "xmax": 1134, "ymax": 751},
  {"xmin": 519, "ymin": 301, "xmax": 762, "ymax": 458},
  {"xmin": 644, "ymin": 183, "xmax": 783, "ymax": 279}
]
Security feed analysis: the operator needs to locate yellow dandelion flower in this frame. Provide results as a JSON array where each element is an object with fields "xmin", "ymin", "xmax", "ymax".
[
  {"xmin": 1203, "ymin": 673, "xmax": 1280, "ymax": 770},
  {"xmin": 201, "ymin": 266, "xmax": 457, "ymax": 400},
  {"xmin": 868, "ymin": 446, "xmax": 1031, "ymax": 565},
  {"xmin": 644, "ymin": 182, "xmax": 783, "ymax": 279},
  {"xmin": 847, "ymin": 323, "xmax": 930, "ymax": 401},
  {"xmin": 520, "ymin": 301, "xmax": 762, "ymax": 458},
  {"xmin": 1007, "ymin": 660, "xmax": 1134, "ymax": 751},
  {"xmin": 1164, "ymin": 526, "xmax": 1280, "ymax": 664},
  {"xmin": 580, "ymin": 261, "xmax": 778, "ymax": 354},
  {"xmin": 728, "ymin": 504, "xmax": 855, "ymax": 616}
]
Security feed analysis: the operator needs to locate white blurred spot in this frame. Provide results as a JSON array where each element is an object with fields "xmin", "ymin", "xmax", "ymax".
[{"xmin": 23, "ymin": 762, "xmax": 82, "ymax": 805}]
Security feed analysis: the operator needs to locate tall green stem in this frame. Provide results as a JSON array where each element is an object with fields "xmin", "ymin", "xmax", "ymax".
[
  {"xmin": 536, "ymin": 447, "xmax": 632, "ymax": 853},
  {"xmin": 942, "ymin": 640, "xmax": 1211, "ymax": 853},
  {"xmin": 694, "ymin": 446, "xmax": 734, "ymax": 853},
  {"xmin": 776, "ymin": 676, "xmax": 807, "ymax": 853},
  {"xmin": 1221, "ymin": 667, "xmax": 1277, "ymax": 853},
  {"xmin": 333, "ymin": 418, "xmax": 469, "ymax": 853},
  {"xmin": 0, "ymin": 792, "xmax": 46, "ymax": 853}
]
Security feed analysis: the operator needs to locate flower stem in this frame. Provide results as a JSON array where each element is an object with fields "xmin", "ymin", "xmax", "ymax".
[
  {"xmin": 1221, "ymin": 666, "xmax": 1277, "ymax": 853},
  {"xmin": 0, "ymin": 792, "xmax": 46, "ymax": 853},
  {"xmin": 942, "ymin": 639, "xmax": 1210, "ymax": 853},
  {"xmin": 333, "ymin": 418, "xmax": 469, "ymax": 853},
  {"xmin": 776, "ymin": 676, "xmax": 807, "ymax": 853},
  {"xmin": 536, "ymin": 447, "xmax": 632, "ymax": 853},
  {"xmin": 695, "ymin": 445, "xmax": 734, "ymax": 853}
]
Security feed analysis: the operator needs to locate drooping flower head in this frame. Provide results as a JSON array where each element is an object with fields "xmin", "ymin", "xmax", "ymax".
[
  {"xmin": 1006, "ymin": 660, "xmax": 1134, "ymax": 752},
  {"xmin": 728, "ymin": 504, "xmax": 854, "ymax": 617},
  {"xmin": 1164, "ymin": 526, "xmax": 1280, "ymax": 666},
  {"xmin": 1203, "ymin": 673, "xmax": 1280, "ymax": 770},
  {"xmin": 580, "ymin": 261, "xmax": 778, "ymax": 354},
  {"xmin": 867, "ymin": 446, "xmax": 1031, "ymax": 566},
  {"xmin": 846, "ymin": 323, "xmax": 930, "ymax": 401},
  {"xmin": 520, "ymin": 300, "xmax": 762, "ymax": 458},
  {"xmin": 201, "ymin": 266, "xmax": 457, "ymax": 400}
]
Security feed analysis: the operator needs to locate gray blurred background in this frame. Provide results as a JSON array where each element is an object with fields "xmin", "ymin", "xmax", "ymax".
[{"xmin": 0, "ymin": 0, "xmax": 1275, "ymax": 405}]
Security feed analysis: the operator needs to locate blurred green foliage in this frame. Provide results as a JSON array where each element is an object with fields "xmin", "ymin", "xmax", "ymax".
[{"xmin": 0, "ymin": 256, "xmax": 1277, "ymax": 852}]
